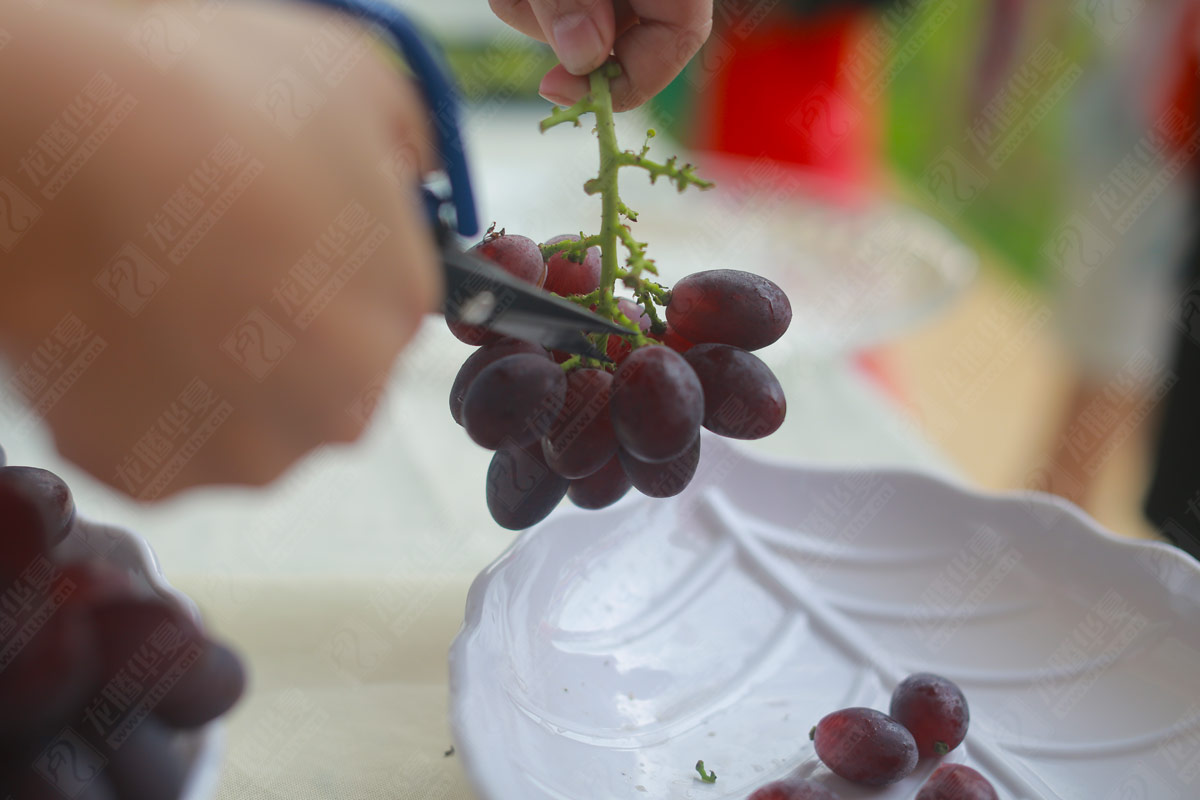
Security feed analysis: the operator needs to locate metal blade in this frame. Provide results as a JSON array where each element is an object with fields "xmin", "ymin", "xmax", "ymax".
[
  {"xmin": 441, "ymin": 244, "xmax": 630, "ymax": 358},
  {"xmin": 484, "ymin": 313, "xmax": 612, "ymax": 360}
]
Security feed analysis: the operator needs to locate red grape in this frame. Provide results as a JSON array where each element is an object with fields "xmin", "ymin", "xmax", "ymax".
[
  {"xmin": 100, "ymin": 718, "xmax": 187, "ymax": 800},
  {"xmin": 0, "ymin": 466, "xmax": 76, "ymax": 552},
  {"xmin": 915, "ymin": 764, "xmax": 998, "ymax": 800},
  {"xmin": 449, "ymin": 339, "xmax": 549, "ymax": 426},
  {"xmin": 610, "ymin": 346, "xmax": 703, "ymax": 463},
  {"xmin": 462, "ymin": 354, "xmax": 566, "ymax": 449},
  {"xmin": 446, "ymin": 228, "xmax": 546, "ymax": 345},
  {"xmin": 683, "ymin": 344, "xmax": 786, "ymax": 439},
  {"xmin": 87, "ymin": 595, "xmax": 245, "ymax": 731},
  {"xmin": 446, "ymin": 318, "xmax": 502, "ymax": 347},
  {"xmin": 0, "ymin": 522, "xmax": 45, "ymax": 589},
  {"xmin": 567, "ymin": 455, "xmax": 631, "ymax": 509},
  {"xmin": 542, "ymin": 369, "xmax": 617, "ymax": 479},
  {"xmin": 0, "ymin": 464, "xmax": 247, "ymax": 800},
  {"xmin": 811, "ymin": 707, "xmax": 917, "ymax": 786},
  {"xmin": 618, "ymin": 438, "xmax": 699, "ymax": 498},
  {"xmin": 470, "ymin": 229, "xmax": 546, "ymax": 288},
  {"xmin": 542, "ymin": 234, "xmax": 601, "ymax": 297},
  {"xmin": 655, "ymin": 323, "xmax": 693, "ymax": 354},
  {"xmin": 2, "ymin": 768, "xmax": 116, "ymax": 800},
  {"xmin": 89, "ymin": 597, "xmax": 204, "ymax": 678},
  {"xmin": 0, "ymin": 602, "xmax": 97, "ymax": 744},
  {"xmin": 889, "ymin": 673, "xmax": 969, "ymax": 757},
  {"xmin": 56, "ymin": 560, "xmax": 136, "ymax": 610},
  {"xmin": 606, "ymin": 299, "xmax": 651, "ymax": 363},
  {"xmin": 486, "ymin": 441, "xmax": 569, "ymax": 530},
  {"xmin": 748, "ymin": 777, "xmax": 840, "ymax": 800},
  {"xmin": 154, "ymin": 639, "xmax": 246, "ymax": 728},
  {"xmin": 667, "ymin": 269, "xmax": 791, "ymax": 351}
]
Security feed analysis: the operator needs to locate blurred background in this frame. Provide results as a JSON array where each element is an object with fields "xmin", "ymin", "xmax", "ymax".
[
  {"xmin": 424, "ymin": 0, "xmax": 1200, "ymax": 545},
  {"xmin": 5, "ymin": 4, "xmax": 1199, "ymax": 797}
]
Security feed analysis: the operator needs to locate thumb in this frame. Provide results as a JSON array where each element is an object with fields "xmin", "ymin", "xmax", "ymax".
[{"xmin": 527, "ymin": 0, "xmax": 615, "ymax": 76}]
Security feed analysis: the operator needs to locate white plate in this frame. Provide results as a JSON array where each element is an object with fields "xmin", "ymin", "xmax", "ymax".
[
  {"xmin": 449, "ymin": 434, "xmax": 1200, "ymax": 799},
  {"xmin": 52, "ymin": 519, "xmax": 224, "ymax": 800}
]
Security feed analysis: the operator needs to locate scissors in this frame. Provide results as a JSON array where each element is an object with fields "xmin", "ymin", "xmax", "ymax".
[{"xmin": 296, "ymin": 0, "xmax": 627, "ymax": 360}]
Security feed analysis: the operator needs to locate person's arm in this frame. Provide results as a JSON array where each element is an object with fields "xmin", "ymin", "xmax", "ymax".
[{"xmin": 0, "ymin": 0, "xmax": 439, "ymax": 499}]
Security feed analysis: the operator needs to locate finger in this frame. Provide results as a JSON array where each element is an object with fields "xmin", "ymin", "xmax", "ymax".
[
  {"xmin": 614, "ymin": 0, "xmax": 638, "ymax": 35},
  {"xmin": 488, "ymin": 0, "xmax": 547, "ymax": 42},
  {"xmin": 538, "ymin": 64, "xmax": 590, "ymax": 106},
  {"xmin": 535, "ymin": 1, "xmax": 635, "ymax": 106},
  {"xmin": 610, "ymin": 0, "xmax": 712, "ymax": 110},
  {"xmin": 524, "ymin": 0, "xmax": 617, "ymax": 76}
]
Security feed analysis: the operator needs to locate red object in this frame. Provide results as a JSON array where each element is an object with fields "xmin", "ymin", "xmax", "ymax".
[
  {"xmin": 916, "ymin": 764, "xmax": 999, "ymax": 800},
  {"xmin": 692, "ymin": 10, "xmax": 879, "ymax": 185},
  {"xmin": 855, "ymin": 350, "xmax": 906, "ymax": 404},
  {"xmin": 1162, "ymin": 2, "xmax": 1200, "ymax": 158},
  {"xmin": 812, "ymin": 706, "xmax": 918, "ymax": 785},
  {"xmin": 748, "ymin": 777, "xmax": 839, "ymax": 800},
  {"xmin": 889, "ymin": 672, "xmax": 970, "ymax": 758}
]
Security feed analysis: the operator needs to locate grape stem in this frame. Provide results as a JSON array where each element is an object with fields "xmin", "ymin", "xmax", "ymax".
[
  {"xmin": 695, "ymin": 760, "xmax": 717, "ymax": 784},
  {"xmin": 589, "ymin": 64, "xmax": 622, "ymax": 323},
  {"xmin": 539, "ymin": 63, "xmax": 712, "ymax": 368},
  {"xmin": 538, "ymin": 234, "xmax": 603, "ymax": 261}
]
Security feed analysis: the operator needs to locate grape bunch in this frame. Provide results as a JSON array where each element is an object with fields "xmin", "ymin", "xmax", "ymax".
[
  {"xmin": 447, "ymin": 65, "xmax": 793, "ymax": 530},
  {"xmin": 0, "ymin": 448, "xmax": 246, "ymax": 800},
  {"xmin": 447, "ymin": 228, "xmax": 791, "ymax": 530}
]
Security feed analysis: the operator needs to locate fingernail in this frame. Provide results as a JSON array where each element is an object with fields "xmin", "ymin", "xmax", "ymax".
[
  {"xmin": 538, "ymin": 81, "xmax": 576, "ymax": 106},
  {"xmin": 551, "ymin": 13, "xmax": 605, "ymax": 75},
  {"xmin": 539, "ymin": 89, "xmax": 576, "ymax": 106}
]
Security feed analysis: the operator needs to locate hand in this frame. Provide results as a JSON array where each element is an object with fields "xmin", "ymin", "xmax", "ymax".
[
  {"xmin": 0, "ymin": 0, "xmax": 439, "ymax": 498},
  {"xmin": 489, "ymin": 0, "xmax": 713, "ymax": 111}
]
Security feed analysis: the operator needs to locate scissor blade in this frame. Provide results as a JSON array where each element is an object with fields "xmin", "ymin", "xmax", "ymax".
[
  {"xmin": 441, "ymin": 245, "xmax": 630, "ymax": 357},
  {"xmin": 485, "ymin": 313, "xmax": 612, "ymax": 360}
]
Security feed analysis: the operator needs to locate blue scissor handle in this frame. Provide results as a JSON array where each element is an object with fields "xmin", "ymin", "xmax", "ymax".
[{"xmin": 296, "ymin": 0, "xmax": 479, "ymax": 237}]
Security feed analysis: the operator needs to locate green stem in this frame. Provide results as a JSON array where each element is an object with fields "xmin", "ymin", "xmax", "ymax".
[
  {"xmin": 539, "ymin": 97, "xmax": 595, "ymax": 133},
  {"xmin": 611, "ymin": 308, "xmax": 652, "ymax": 347},
  {"xmin": 590, "ymin": 65, "xmax": 622, "ymax": 319},
  {"xmin": 539, "ymin": 234, "xmax": 602, "ymax": 261},
  {"xmin": 615, "ymin": 151, "xmax": 715, "ymax": 192},
  {"xmin": 635, "ymin": 289, "xmax": 665, "ymax": 331},
  {"xmin": 616, "ymin": 226, "xmax": 654, "ymax": 277},
  {"xmin": 538, "ymin": 64, "xmax": 712, "ymax": 369},
  {"xmin": 563, "ymin": 288, "xmax": 601, "ymax": 307}
]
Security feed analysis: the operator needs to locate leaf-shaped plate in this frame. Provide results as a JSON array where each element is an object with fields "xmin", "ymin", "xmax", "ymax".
[{"xmin": 449, "ymin": 434, "xmax": 1200, "ymax": 799}]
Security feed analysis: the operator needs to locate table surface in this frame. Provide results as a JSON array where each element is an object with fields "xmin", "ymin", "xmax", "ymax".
[{"xmin": 0, "ymin": 104, "xmax": 953, "ymax": 800}]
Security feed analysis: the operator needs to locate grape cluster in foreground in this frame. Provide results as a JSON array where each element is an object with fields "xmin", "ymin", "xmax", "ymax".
[
  {"xmin": 0, "ymin": 451, "xmax": 245, "ymax": 800},
  {"xmin": 448, "ymin": 227, "xmax": 792, "ymax": 530}
]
